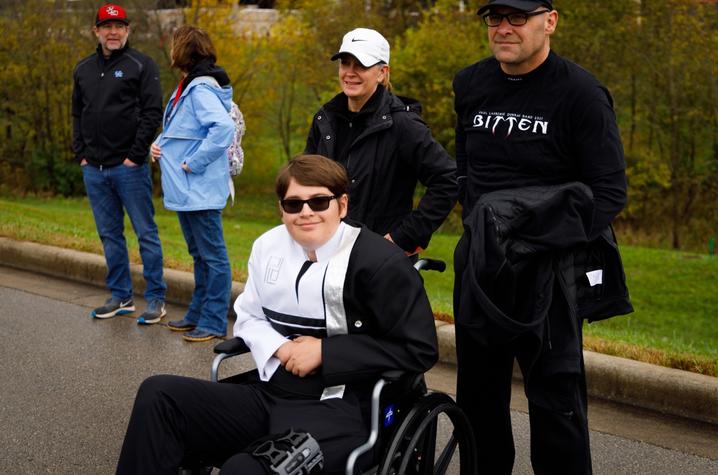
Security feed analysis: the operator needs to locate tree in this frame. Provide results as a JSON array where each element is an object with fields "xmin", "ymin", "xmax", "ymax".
[
  {"xmin": 554, "ymin": 0, "xmax": 718, "ymax": 249},
  {"xmin": 636, "ymin": 0, "xmax": 718, "ymax": 249},
  {"xmin": 0, "ymin": 0, "xmax": 91, "ymax": 195},
  {"xmin": 391, "ymin": 0, "xmax": 486, "ymax": 152},
  {"xmin": 2, "ymin": 0, "xmax": 715, "ymax": 252}
]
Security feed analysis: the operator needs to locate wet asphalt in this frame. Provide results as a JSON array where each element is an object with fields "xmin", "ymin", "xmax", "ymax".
[{"xmin": 1, "ymin": 266, "xmax": 716, "ymax": 474}]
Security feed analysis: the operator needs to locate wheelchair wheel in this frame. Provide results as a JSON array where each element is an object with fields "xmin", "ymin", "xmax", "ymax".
[{"xmin": 377, "ymin": 393, "xmax": 476, "ymax": 475}]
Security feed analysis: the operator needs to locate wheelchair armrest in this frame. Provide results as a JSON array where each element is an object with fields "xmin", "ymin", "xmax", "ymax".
[
  {"xmin": 213, "ymin": 337, "xmax": 250, "ymax": 356},
  {"xmin": 379, "ymin": 370, "xmax": 406, "ymax": 382},
  {"xmin": 211, "ymin": 337, "xmax": 251, "ymax": 382},
  {"xmin": 380, "ymin": 371, "xmax": 426, "ymax": 396}
]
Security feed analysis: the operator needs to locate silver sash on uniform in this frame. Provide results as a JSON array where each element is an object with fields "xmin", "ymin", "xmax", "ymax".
[{"xmin": 323, "ymin": 225, "xmax": 361, "ymax": 336}]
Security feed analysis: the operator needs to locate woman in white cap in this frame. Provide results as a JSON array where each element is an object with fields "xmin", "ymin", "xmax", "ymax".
[{"xmin": 304, "ymin": 28, "xmax": 457, "ymax": 257}]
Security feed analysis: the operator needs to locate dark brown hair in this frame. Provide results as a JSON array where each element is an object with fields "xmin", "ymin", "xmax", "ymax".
[
  {"xmin": 275, "ymin": 155, "xmax": 348, "ymax": 199},
  {"xmin": 170, "ymin": 25, "xmax": 216, "ymax": 72}
]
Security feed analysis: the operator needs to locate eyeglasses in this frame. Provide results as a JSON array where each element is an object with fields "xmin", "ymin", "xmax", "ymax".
[
  {"xmin": 482, "ymin": 10, "xmax": 550, "ymax": 27},
  {"xmin": 280, "ymin": 195, "xmax": 337, "ymax": 214}
]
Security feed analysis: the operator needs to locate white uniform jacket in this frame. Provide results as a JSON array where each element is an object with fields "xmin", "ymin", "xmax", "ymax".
[{"xmin": 233, "ymin": 221, "xmax": 438, "ymax": 397}]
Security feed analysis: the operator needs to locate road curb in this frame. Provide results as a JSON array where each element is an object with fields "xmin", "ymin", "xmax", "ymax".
[
  {"xmin": 0, "ymin": 237, "xmax": 244, "ymax": 305},
  {"xmin": 1, "ymin": 236, "xmax": 716, "ymax": 425},
  {"xmin": 434, "ymin": 320, "xmax": 718, "ymax": 425}
]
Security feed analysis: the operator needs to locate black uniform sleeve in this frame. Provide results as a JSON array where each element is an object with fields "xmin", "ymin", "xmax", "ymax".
[
  {"xmin": 321, "ymin": 252, "xmax": 439, "ymax": 386},
  {"xmin": 71, "ymin": 69, "xmax": 85, "ymax": 163},
  {"xmin": 390, "ymin": 114, "xmax": 457, "ymax": 252},
  {"xmin": 572, "ymin": 87, "xmax": 628, "ymax": 239},
  {"xmin": 127, "ymin": 57, "xmax": 162, "ymax": 165}
]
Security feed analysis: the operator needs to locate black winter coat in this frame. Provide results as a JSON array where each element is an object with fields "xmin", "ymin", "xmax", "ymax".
[
  {"xmin": 72, "ymin": 44, "xmax": 162, "ymax": 167},
  {"xmin": 305, "ymin": 87, "xmax": 457, "ymax": 253}
]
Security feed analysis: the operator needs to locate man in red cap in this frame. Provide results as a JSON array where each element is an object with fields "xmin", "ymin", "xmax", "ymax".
[
  {"xmin": 453, "ymin": 1, "xmax": 630, "ymax": 474},
  {"xmin": 72, "ymin": 4, "xmax": 167, "ymax": 325}
]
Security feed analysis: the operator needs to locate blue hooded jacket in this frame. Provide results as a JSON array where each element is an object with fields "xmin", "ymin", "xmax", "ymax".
[{"xmin": 156, "ymin": 71, "xmax": 235, "ymax": 211}]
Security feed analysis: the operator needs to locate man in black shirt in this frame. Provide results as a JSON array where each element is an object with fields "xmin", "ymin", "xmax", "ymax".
[
  {"xmin": 453, "ymin": 1, "xmax": 628, "ymax": 473},
  {"xmin": 72, "ymin": 4, "xmax": 166, "ymax": 324}
]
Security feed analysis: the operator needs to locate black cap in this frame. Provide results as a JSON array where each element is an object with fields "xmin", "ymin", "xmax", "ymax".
[{"xmin": 477, "ymin": 0, "xmax": 553, "ymax": 15}]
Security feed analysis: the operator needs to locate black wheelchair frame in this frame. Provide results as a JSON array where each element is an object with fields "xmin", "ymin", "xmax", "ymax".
[{"xmin": 206, "ymin": 259, "xmax": 477, "ymax": 475}]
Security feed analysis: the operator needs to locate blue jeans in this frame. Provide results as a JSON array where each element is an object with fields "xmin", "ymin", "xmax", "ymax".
[
  {"xmin": 82, "ymin": 163, "xmax": 166, "ymax": 302},
  {"xmin": 177, "ymin": 210, "xmax": 230, "ymax": 336}
]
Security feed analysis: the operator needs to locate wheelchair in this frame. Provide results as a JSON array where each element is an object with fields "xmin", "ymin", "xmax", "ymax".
[{"xmin": 201, "ymin": 259, "xmax": 477, "ymax": 475}]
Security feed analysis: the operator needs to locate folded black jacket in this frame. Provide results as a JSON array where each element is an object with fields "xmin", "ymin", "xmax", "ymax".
[{"xmin": 455, "ymin": 183, "xmax": 633, "ymax": 371}]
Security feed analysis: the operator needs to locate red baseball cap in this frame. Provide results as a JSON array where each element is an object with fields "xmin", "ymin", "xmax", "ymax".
[{"xmin": 95, "ymin": 4, "xmax": 129, "ymax": 26}]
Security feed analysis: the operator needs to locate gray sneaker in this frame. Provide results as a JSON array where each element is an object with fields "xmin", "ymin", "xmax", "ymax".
[
  {"xmin": 137, "ymin": 299, "xmax": 167, "ymax": 325},
  {"xmin": 91, "ymin": 297, "xmax": 135, "ymax": 319}
]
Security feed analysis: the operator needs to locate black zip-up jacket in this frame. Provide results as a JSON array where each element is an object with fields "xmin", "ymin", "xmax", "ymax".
[
  {"xmin": 305, "ymin": 86, "xmax": 457, "ymax": 253},
  {"xmin": 72, "ymin": 44, "xmax": 162, "ymax": 167}
]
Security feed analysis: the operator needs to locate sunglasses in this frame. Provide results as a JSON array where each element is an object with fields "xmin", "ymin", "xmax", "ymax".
[{"xmin": 280, "ymin": 195, "xmax": 338, "ymax": 214}]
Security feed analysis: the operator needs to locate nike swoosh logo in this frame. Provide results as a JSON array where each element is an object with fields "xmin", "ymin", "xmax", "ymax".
[{"xmin": 351, "ymin": 38, "xmax": 366, "ymax": 42}]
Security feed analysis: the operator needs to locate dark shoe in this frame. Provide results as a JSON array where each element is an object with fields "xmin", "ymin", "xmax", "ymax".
[
  {"xmin": 168, "ymin": 319, "xmax": 196, "ymax": 332},
  {"xmin": 137, "ymin": 299, "xmax": 166, "ymax": 325},
  {"xmin": 182, "ymin": 329, "xmax": 220, "ymax": 342},
  {"xmin": 91, "ymin": 297, "xmax": 135, "ymax": 319}
]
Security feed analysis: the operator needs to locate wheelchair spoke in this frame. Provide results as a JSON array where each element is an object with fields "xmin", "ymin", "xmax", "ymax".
[
  {"xmin": 379, "ymin": 393, "xmax": 449, "ymax": 475},
  {"xmin": 434, "ymin": 434, "xmax": 458, "ymax": 475},
  {"xmin": 418, "ymin": 418, "xmax": 437, "ymax": 475},
  {"xmin": 398, "ymin": 401, "xmax": 456, "ymax": 474},
  {"xmin": 375, "ymin": 392, "xmax": 477, "ymax": 475}
]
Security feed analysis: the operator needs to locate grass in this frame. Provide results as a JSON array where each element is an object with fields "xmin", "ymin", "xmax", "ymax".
[
  {"xmin": 583, "ymin": 247, "xmax": 718, "ymax": 375},
  {"xmin": 1, "ymin": 194, "xmax": 716, "ymax": 376}
]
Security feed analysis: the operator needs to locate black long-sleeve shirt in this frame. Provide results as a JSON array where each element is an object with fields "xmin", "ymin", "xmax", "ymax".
[{"xmin": 453, "ymin": 50, "xmax": 627, "ymax": 239}]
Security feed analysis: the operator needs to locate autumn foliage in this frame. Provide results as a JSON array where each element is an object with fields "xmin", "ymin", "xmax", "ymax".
[{"xmin": 0, "ymin": 0, "xmax": 716, "ymax": 250}]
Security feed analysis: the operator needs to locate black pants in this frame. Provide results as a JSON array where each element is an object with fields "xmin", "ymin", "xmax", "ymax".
[
  {"xmin": 454, "ymin": 235, "xmax": 592, "ymax": 474},
  {"xmin": 456, "ymin": 330, "xmax": 592, "ymax": 475},
  {"xmin": 116, "ymin": 375, "xmax": 367, "ymax": 474}
]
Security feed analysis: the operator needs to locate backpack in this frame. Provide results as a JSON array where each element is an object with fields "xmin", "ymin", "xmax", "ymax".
[
  {"xmin": 226, "ymin": 102, "xmax": 245, "ymax": 205},
  {"xmin": 194, "ymin": 76, "xmax": 246, "ymax": 205},
  {"xmin": 227, "ymin": 101, "xmax": 246, "ymax": 177},
  {"xmin": 194, "ymin": 76, "xmax": 246, "ymax": 178}
]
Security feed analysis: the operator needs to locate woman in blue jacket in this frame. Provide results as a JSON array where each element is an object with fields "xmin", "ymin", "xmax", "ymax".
[{"xmin": 150, "ymin": 26, "xmax": 235, "ymax": 342}]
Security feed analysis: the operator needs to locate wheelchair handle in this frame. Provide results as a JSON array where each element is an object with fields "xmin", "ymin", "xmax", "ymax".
[{"xmin": 413, "ymin": 258, "xmax": 446, "ymax": 273}]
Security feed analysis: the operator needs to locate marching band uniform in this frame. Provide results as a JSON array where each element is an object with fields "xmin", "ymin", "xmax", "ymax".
[{"xmin": 117, "ymin": 221, "xmax": 438, "ymax": 474}]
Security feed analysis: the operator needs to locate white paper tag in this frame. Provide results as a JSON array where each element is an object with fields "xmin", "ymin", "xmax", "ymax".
[
  {"xmin": 586, "ymin": 269, "xmax": 603, "ymax": 287},
  {"xmin": 320, "ymin": 384, "xmax": 345, "ymax": 401}
]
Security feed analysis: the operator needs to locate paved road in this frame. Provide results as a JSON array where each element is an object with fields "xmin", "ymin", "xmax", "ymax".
[{"xmin": 1, "ymin": 266, "xmax": 716, "ymax": 474}]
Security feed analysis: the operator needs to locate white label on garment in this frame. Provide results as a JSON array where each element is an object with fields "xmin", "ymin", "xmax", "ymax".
[
  {"xmin": 320, "ymin": 384, "xmax": 345, "ymax": 401},
  {"xmin": 586, "ymin": 269, "xmax": 603, "ymax": 287}
]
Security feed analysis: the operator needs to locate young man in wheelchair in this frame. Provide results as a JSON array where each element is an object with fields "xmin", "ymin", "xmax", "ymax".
[{"xmin": 116, "ymin": 154, "xmax": 439, "ymax": 474}]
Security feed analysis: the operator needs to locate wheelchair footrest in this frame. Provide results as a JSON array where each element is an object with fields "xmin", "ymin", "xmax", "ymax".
[{"xmin": 251, "ymin": 428, "xmax": 323, "ymax": 475}]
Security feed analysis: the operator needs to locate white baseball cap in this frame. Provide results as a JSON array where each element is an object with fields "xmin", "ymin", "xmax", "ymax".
[{"xmin": 331, "ymin": 28, "xmax": 390, "ymax": 67}]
